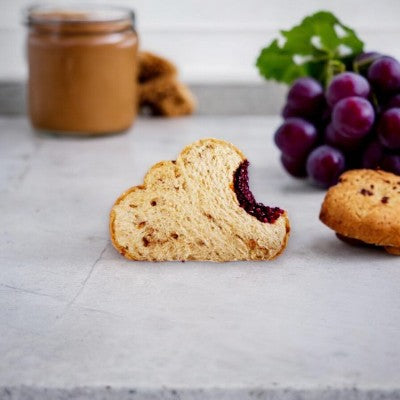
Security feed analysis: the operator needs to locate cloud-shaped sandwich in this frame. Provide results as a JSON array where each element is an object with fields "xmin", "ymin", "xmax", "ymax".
[{"xmin": 110, "ymin": 138, "xmax": 290, "ymax": 261}]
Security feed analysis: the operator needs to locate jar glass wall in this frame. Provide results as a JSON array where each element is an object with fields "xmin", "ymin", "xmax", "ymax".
[{"xmin": 26, "ymin": 4, "xmax": 138, "ymax": 135}]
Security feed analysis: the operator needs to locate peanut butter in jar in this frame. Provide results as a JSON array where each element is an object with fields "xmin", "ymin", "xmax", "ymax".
[{"xmin": 26, "ymin": 5, "xmax": 138, "ymax": 135}]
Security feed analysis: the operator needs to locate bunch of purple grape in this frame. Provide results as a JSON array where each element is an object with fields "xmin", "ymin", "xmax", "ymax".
[{"xmin": 275, "ymin": 53, "xmax": 400, "ymax": 188}]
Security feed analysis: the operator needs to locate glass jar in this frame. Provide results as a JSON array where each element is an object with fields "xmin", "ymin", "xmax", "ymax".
[{"xmin": 26, "ymin": 5, "xmax": 138, "ymax": 135}]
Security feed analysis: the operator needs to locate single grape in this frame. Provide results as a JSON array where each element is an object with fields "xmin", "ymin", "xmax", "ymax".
[
  {"xmin": 381, "ymin": 153, "xmax": 400, "ymax": 175},
  {"xmin": 274, "ymin": 118, "xmax": 318, "ymax": 159},
  {"xmin": 280, "ymin": 153, "xmax": 307, "ymax": 178},
  {"xmin": 326, "ymin": 72, "xmax": 370, "ymax": 107},
  {"xmin": 324, "ymin": 122, "xmax": 362, "ymax": 151},
  {"xmin": 332, "ymin": 96, "xmax": 375, "ymax": 139},
  {"xmin": 354, "ymin": 52, "xmax": 381, "ymax": 63},
  {"xmin": 281, "ymin": 103, "xmax": 327, "ymax": 126},
  {"xmin": 378, "ymin": 108, "xmax": 400, "ymax": 150},
  {"xmin": 306, "ymin": 145, "xmax": 345, "ymax": 188},
  {"xmin": 353, "ymin": 52, "xmax": 382, "ymax": 75},
  {"xmin": 368, "ymin": 57, "xmax": 400, "ymax": 93},
  {"xmin": 282, "ymin": 103, "xmax": 328, "ymax": 126},
  {"xmin": 281, "ymin": 104, "xmax": 299, "ymax": 119},
  {"xmin": 286, "ymin": 77, "xmax": 324, "ymax": 118},
  {"xmin": 362, "ymin": 139, "xmax": 384, "ymax": 168}
]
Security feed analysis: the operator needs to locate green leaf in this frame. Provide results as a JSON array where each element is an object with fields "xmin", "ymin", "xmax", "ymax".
[
  {"xmin": 256, "ymin": 40, "xmax": 307, "ymax": 84},
  {"xmin": 256, "ymin": 11, "xmax": 364, "ymax": 85}
]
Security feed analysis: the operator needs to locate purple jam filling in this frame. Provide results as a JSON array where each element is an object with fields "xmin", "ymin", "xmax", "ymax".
[{"xmin": 233, "ymin": 160, "xmax": 284, "ymax": 224}]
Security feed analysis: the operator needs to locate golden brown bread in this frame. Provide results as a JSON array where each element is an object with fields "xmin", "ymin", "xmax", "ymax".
[
  {"xmin": 110, "ymin": 138, "xmax": 290, "ymax": 262},
  {"xmin": 320, "ymin": 169, "xmax": 400, "ymax": 255}
]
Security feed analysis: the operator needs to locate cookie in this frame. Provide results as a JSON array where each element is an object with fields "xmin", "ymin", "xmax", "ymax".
[
  {"xmin": 138, "ymin": 51, "xmax": 177, "ymax": 84},
  {"xmin": 320, "ymin": 169, "xmax": 400, "ymax": 254},
  {"xmin": 110, "ymin": 138, "xmax": 290, "ymax": 261},
  {"xmin": 137, "ymin": 51, "xmax": 196, "ymax": 117},
  {"xmin": 139, "ymin": 76, "xmax": 196, "ymax": 117}
]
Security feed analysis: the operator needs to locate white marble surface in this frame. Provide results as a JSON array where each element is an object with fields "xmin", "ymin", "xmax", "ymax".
[{"xmin": 0, "ymin": 116, "xmax": 399, "ymax": 399}]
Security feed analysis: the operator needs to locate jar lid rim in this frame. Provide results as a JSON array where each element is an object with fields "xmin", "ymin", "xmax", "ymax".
[{"xmin": 24, "ymin": 4, "xmax": 135, "ymax": 25}]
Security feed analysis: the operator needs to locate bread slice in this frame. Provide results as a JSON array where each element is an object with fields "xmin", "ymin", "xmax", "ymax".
[
  {"xmin": 110, "ymin": 139, "xmax": 290, "ymax": 261},
  {"xmin": 320, "ymin": 169, "xmax": 400, "ymax": 255}
]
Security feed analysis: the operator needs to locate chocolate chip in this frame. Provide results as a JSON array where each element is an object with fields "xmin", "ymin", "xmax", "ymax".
[
  {"xmin": 360, "ymin": 188, "xmax": 373, "ymax": 196},
  {"xmin": 381, "ymin": 196, "xmax": 389, "ymax": 204}
]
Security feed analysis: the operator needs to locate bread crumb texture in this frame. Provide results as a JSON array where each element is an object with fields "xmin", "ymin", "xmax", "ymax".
[
  {"xmin": 320, "ymin": 169, "xmax": 400, "ymax": 254},
  {"xmin": 110, "ymin": 138, "xmax": 290, "ymax": 262}
]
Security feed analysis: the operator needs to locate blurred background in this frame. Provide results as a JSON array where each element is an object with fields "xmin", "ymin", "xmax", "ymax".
[{"xmin": 1, "ymin": 0, "xmax": 400, "ymax": 84}]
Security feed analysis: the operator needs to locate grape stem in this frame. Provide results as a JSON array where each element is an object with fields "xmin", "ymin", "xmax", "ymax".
[
  {"xmin": 325, "ymin": 59, "xmax": 346, "ymax": 88},
  {"xmin": 353, "ymin": 54, "xmax": 376, "ymax": 74},
  {"xmin": 370, "ymin": 92, "xmax": 379, "ymax": 111}
]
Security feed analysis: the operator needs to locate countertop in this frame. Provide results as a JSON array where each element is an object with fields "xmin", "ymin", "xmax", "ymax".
[{"xmin": 0, "ymin": 116, "xmax": 399, "ymax": 400}]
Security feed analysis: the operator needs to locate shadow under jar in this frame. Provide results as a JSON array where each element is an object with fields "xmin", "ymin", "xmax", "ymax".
[{"xmin": 26, "ymin": 5, "xmax": 138, "ymax": 135}]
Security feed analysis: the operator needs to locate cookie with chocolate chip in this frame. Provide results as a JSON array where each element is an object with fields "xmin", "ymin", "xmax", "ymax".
[{"xmin": 320, "ymin": 169, "xmax": 400, "ymax": 255}]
